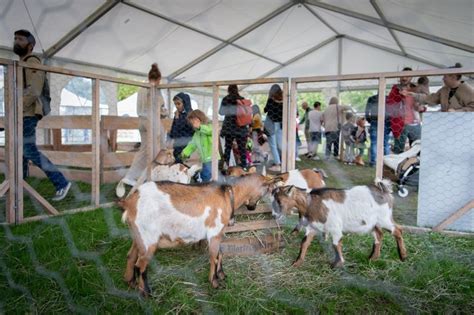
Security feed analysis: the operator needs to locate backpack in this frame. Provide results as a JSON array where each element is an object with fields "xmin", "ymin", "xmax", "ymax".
[
  {"xmin": 23, "ymin": 55, "xmax": 51, "ymax": 118},
  {"xmin": 235, "ymin": 98, "xmax": 252, "ymax": 127}
]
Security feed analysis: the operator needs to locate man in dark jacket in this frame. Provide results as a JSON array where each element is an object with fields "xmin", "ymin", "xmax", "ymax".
[
  {"xmin": 169, "ymin": 92, "xmax": 194, "ymax": 163},
  {"xmin": 14, "ymin": 29, "xmax": 71, "ymax": 201},
  {"xmin": 365, "ymin": 94, "xmax": 391, "ymax": 167}
]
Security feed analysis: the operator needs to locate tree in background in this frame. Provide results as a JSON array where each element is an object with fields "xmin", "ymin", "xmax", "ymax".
[
  {"xmin": 340, "ymin": 90, "xmax": 377, "ymax": 112},
  {"xmin": 117, "ymin": 84, "xmax": 139, "ymax": 101}
]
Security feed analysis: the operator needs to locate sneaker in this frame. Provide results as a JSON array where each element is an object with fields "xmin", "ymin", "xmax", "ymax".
[
  {"xmin": 52, "ymin": 182, "xmax": 71, "ymax": 201},
  {"xmin": 268, "ymin": 164, "xmax": 281, "ymax": 172},
  {"xmin": 116, "ymin": 180, "xmax": 126, "ymax": 198},
  {"xmin": 311, "ymin": 155, "xmax": 320, "ymax": 161}
]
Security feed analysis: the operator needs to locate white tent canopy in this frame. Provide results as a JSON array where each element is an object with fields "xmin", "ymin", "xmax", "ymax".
[{"xmin": 1, "ymin": 0, "xmax": 472, "ymax": 83}]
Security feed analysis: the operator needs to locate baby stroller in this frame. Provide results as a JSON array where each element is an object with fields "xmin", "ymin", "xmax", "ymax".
[{"xmin": 383, "ymin": 140, "xmax": 421, "ymax": 198}]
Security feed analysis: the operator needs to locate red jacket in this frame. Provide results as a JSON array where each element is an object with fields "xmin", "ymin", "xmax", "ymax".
[{"xmin": 386, "ymin": 85, "xmax": 405, "ymax": 138}]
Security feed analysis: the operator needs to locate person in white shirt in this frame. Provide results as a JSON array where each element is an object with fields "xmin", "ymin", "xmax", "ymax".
[{"xmin": 307, "ymin": 101, "xmax": 323, "ymax": 160}]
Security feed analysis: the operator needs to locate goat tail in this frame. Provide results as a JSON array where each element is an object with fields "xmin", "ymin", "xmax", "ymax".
[
  {"xmin": 313, "ymin": 168, "xmax": 328, "ymax": 178},
  {"xmin": 374, "ymin": 178, "xmax": 393, "ymax": 193}
]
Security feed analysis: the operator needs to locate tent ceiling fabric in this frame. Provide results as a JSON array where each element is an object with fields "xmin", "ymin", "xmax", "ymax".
[{"xmin": 1, "ymin": 0, "xmax": 473, "ymax": 82}]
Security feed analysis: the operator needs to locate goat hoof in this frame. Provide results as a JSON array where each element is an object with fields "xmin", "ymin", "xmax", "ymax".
[
  {"xmin": 127, "ymin": 280, "xmax": 136, "ymax": 288},
  {"xmin": 291, "ymin": 260, "xmax": 303, "ymax": 268},
  {"xmin": 211, "ymin": 278, "xmax": 219, "ymax": 289},
  {"xmin": 217, "ymin": 271, "xmax": 226, "ymax": 280},
  {"xmin": 139, "ymin": 285, "xmax": 152, "ymax": 298},
  {"xmin": 369, "ymin": 253, "xmax": 380, "ymax": 261},
  {"xmin": 331, "ymin": 260, "xmax": 344, "ymax": 269}
]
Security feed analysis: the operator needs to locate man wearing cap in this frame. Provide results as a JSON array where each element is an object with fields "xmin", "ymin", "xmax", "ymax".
[{"xmin": 13, "ymin": 29, "xmax": 71, "ymax": 201}]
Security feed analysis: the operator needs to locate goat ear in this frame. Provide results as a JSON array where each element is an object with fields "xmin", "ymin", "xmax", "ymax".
[{"xmin": 247, "ymin": 166, "xmax": 257, "ymax": 174}]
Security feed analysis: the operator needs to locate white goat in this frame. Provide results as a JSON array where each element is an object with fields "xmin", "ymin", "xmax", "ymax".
[{"xmin": 272, "ymin": 179, "xmax": 407, "ymax": 268}]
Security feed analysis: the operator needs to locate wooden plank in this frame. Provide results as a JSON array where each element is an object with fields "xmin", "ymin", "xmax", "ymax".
[
  {"xmin": 401, "ymin": 225, "xmax": 474, "ymax": 238},
  {"xmin": 29, "ymin": 166, "xmax": 92, "ymax": 183},
  {"xmin": 281, "ymin": 81, "xmax": 289, "ymax": 172},
  {"xmin": 91, "ymin": 79, "xmax": 101, "ymax": 206},
  {"xmin": 101, "ymin": 116, "xmax": 139, "ymax": 130},
  {"xmin": 376, "ymin": 77, "xmax": 386, "ymax": 180},
  {"xmin": 288, "ymin": 80, "xmax": 297, "ymax": 171},
  {"xmin": 16, "ymin": 64, "xmax": 24, "ymax": 222},
  {"xmin": 0, "ymin": 180, "xmax": 9, "ymax": 198},
  {"xmin": 102, "ymin": 169, "xmax": 124, "ymax": 184},
  {"xmin": 146, "ymin": 87, "xmax": 153, "ymax": 181},
  {"xmin": 234, "ymin": 204, "xmax": 272, "ymax": 215},
  {"xmin": 5, "ymin": 64, "xmax": 15, "ymax": 223},
  {"xmin": 17, "ymin": 202, "xmax": 116, "ymax": 224},
  {"xmin": 37, "ymin": 115, "xmax": 93, "ymax": 130},
  {"xmin": 292, "ymin": 67, "xmax": 474, "ymax": 84},
  {"xmin": 116, "ymin": 143, "xmax": 139, "ymax": 152},
  {"xmin": 433, "ymin": 200, "xmax": 474, "ymax": 232},
  {"xmin": 220, "ymin": 233, "xmax": 284, "ymax": 256},
  {"xmin": 23, "ymin": 180, "xmax": 59, "ymax": 216},
  {"xmin": 41, "ymin": 151, "xmax": 92, "ymax": 168},
  {"xmin": 103, "ymin": 152, "xmax": 135, "ymax": 168},
  {"xmin": 17, "ymin": 60, "xmax": 150, "ymax": 88},
  {"xmin": 52, "ymin": 129, "xmax": 62, "ymax": 150},
  {"xmin": 224, "ymin": 219, "xmax": 279, "ymax": 233},
  {"xmin": 151, "ymin": 87, "xmax": 161, "ymax": 157},
  {"xmin": 38, "ymin": 144, "xmax": 92, "ymax": 152},
  {"xmin": 212, "ymin": 85, "xmax": 219, "ymax": 180}
]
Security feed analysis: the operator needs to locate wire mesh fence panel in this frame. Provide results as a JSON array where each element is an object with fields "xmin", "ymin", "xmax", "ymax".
[
  {"xmin": 100, "ymin": 81, "xmax": 142, "ymax": 203},
  {"xmin": 0, "ymin": 65, "xmax": 6, "ymax": 223},
  {"xmin": 22, "ymin": 73, "xmax": 99, "ymax": 218},
  {"xmin": 417, "ymin": 112, "xmax": 473, "ymax": 232}
]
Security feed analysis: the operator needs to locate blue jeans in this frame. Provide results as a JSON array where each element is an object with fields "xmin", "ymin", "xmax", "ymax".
[
  {"xmin": 369, "ymin": 123, "xmax": 391, "ymax": 166},
  {"xmin": 268, "ymin": 122, "xmax": 282, "ymax": 165},
  {"xmin": 23, "ymin": 117, "xmax": 68, "ymax": 190},
  {"xmin": 393, "ymin": 124, "xmax": 421, "ymax": 154},
  {"xmin": 200, "ymin": 162, "xmax": 212, "ymax": 182},
  {"xmin": 325, "ymin": 131, "xmax": 340, "ymax": 158}
]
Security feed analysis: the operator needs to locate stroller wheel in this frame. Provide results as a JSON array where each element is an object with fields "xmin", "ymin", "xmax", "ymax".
[{"xmin": 398, "ymin": 187, "xmax": 409, "ymax": 198}]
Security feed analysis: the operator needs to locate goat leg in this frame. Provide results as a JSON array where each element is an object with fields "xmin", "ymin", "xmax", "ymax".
[
  {"xmin": 369, "ymin": 226, "xmax": 384, "ymax": 261},
  {"xmin": 292, "ymin": 233, "xmax": 315, "ymax": 267},
  {"xmin": 331, "ymin": 239, "xmax": 344, "ymax": 268},
  {"xmin": 392, "ymin": 225, "xmax": 407, "ymax": 261},
  {"xmin": 216, "ymin": 251, "xmax": 226, "ymax": 280}
]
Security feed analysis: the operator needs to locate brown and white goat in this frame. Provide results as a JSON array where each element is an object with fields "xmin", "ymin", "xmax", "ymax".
[
  {"xmin": 276, "ymin": 168, "xmax": 328, "ymax": 235},
  {"xmin": 272, "ymin": 179, "xmax": 407, "ymax": 268},
  {"xmin": 277, "ymin": 168, "xmax": 328, "ymax": 192},
  {"xmin": 118, "ymin": 174, "xmax": 279, "ymax": 296}
]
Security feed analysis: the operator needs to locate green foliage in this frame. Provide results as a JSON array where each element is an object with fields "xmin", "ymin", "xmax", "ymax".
[
  {"xmin": 297, "ymin": 92, "xmax": 326, "ymax": 109},
  {"xmin": 340, "ymin": 90, "xmax": 377, "ymax": 113},
  {"xmin": 117, "ymin": 84, "xmax": 140, "ymax": 101}
]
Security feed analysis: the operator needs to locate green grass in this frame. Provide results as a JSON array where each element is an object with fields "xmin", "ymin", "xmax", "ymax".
[{"xmin": 0, "ymin": 209, "xmax": 472, "ymax": 313}]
